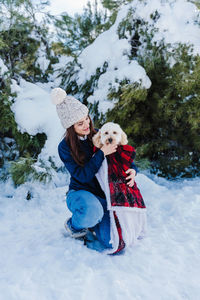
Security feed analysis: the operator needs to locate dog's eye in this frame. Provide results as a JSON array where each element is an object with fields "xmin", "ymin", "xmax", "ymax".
[
  {"xmin": 105, "ymin": 131, "xmax": 108, "ymax": 135},
  {"xmin": 113, "ymin": 131, "xmax": 117, "ymax": 134}
]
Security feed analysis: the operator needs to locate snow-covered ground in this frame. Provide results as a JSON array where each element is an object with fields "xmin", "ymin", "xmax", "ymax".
[{"xmin": 0, "ymin": 173, "xmax": 199, "ymax": 300}]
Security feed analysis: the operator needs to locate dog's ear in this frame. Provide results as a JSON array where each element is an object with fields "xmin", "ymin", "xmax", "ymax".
[
  {"xmin": 120, "ymin": 131, "xmax": 128, "ymax": 145},
  {"xmin": 92, "ymin": 131, "xmax": 103, "ymax": 148}
]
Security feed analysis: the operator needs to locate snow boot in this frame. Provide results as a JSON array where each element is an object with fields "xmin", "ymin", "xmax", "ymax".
[{"xmin": 64, "ymin": 218, "xmax": 88, "ymax": 239}]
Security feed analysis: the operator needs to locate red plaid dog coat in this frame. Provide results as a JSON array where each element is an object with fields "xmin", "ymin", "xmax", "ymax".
[{"xmin": 107, "ymin": 145, "xmax": 146, "ymax": 209}]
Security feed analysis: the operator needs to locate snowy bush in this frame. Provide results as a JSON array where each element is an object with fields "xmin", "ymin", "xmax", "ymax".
[
  {"xmin": 0, "ymin": 0, "xmax": 59, "ymax": 183},
  {"xmin": 64, "ymin": 0, "xmax": 200, "ymax": 178}
]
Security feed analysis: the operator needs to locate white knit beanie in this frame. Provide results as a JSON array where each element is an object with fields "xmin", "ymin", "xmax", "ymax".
[{"xmin": 51, "ymin": 87, "xmax": 89, "ymax": 129}]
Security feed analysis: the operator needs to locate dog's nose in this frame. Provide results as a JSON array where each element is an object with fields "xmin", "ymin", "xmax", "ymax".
[{"xmin": 108, "ymin": 138, "xmax": 113, "ymax": 143}]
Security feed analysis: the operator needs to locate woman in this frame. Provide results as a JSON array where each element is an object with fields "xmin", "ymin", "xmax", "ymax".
[{"xmin": 51, "ymin": 88, "xmax": 138, "ymax": 253}]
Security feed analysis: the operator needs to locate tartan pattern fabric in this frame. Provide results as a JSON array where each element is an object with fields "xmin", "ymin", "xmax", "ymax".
[
  {"xmin": 107, "ymin": 145, "xmax": 146, "ymax": 209},
  {"xmin": 112, "ymin": 212, "xmax": 126, "ymax": 254}
]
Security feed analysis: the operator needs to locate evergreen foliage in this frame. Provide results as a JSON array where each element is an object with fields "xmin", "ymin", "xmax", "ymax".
[
  {"xmin": 53, "ymin": 1, "xmax": 114, "ymax": 98},
  {"xmin": 190, "ymin": 1, "xmax": 200, "ymax": 9},
  {"xmin": 9, "ymin": 156, "xmax": 53, "ymax": 186},
  {"xmin": 56, "ymin": 0, "xmax": 200, "ymax": 179},
  {"xmin": 0, "ymin": 72, "xmax": 47, "ymax": 174},
  {"xmin": 0, "ymin": 0, "xmax": 55, "ymax": 183},
  {"xmin": 1, "ymin": 0, "xmax": 200, "ymax": 184},
  {"xmin": 107, "ymin": 43, "xmax": 200, "ymax": 178},
  {"xmin": 53, "ymin": 1, "xmax": 112, "ymax": 56},
  {"xmin": 0, "ymin": 0, "xmax": 55, "ymax": 82},
  {"xmin": 57, "ymin": 1, "xmax": 200, "ymax": 179},
  {"xmin": 101, "ymin": 0, "xmax": 133, "ymax": 23},
  {"xmin": 60, "ymin": 59, "xmax": 109, "ymax": 106}
]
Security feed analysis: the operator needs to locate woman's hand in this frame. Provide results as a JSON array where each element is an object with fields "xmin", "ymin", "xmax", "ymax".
[
  {"xmin": 101, "ymin": 143, "xmax": 118, "ymax": 156},
  {"xmin": 125, "ymin": 169, "xmax": 136, "ymax": 187}
]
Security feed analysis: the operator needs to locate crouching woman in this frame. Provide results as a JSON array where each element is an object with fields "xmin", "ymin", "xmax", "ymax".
[{"xmin": 51, "ymin": 88, "xmax": 139, "ymax": 254}]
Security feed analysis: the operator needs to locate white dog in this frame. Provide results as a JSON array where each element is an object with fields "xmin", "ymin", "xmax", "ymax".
[
  {"xmin": 92, "ymin": 122, "xmax": 147, "ymax": 255},
  {"xmin": 92, "ymin": 122, "xmax": 128, "ymax": 147}
]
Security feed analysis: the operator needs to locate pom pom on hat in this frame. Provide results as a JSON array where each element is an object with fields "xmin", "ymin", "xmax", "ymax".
[{"xmin": 51, "ymin": 87, "xmax": 67, "ymax": 105}]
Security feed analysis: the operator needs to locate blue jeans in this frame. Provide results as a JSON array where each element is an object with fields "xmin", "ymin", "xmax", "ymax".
[{"xmin": 66, "ymin": 190, "xmax": 112, "ymax": 249}]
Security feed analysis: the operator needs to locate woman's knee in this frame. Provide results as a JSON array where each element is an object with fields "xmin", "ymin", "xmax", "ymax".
[
  {"xmin": 67, "ymin": 190, "xmax": 104, "ymax": 227},
  {"xmin": 80, "ymin": 191, "xmax": 104, "ymax": 220}
]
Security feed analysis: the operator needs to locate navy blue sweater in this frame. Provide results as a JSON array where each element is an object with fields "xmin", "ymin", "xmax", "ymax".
[{"xmin": 58, "ymin": 137, "xmax": 138, "ymax": 198}]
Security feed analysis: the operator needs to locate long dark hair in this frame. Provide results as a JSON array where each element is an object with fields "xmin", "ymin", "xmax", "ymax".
[{"xmin": 65, "ymin": 115, "xmax": 97, "ymax": 166}]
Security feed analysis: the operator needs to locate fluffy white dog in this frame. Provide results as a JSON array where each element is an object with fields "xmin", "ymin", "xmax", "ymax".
[
  {"xmin": 92, "ymin": 122, "xmax": 147, "ymax": 255},
  {"xmin": 92, "ymin": 122, "xmax": 128, "ymax": 147}
]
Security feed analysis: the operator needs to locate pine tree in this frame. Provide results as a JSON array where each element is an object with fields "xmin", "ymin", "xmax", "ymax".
[
  {"xmin": 0, "ymin": 0, "xmax": 57, "ymax": 183},
  {"xmin": 54, "ymin": 1, "xmax": 113, "ymax": 100},
  {"xmin": 53, "ymin": 0, "xmax": 111, "ymax": 56},
  {"xmin": 71, "ymin": 0, "xmax": 200, "ymax": 179},
  {"xmin": 0, "ymin": 0, "xmax": 56, "ymax": 82},
  {"xmin": 107, "ymin": 43, "xmax": 200, "ymax": 178}
]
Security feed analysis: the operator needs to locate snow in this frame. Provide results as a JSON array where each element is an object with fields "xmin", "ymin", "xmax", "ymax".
[
  {"xmin": 11, "ymin": 79, "xmax": 65, "ymax": 166},
  {"xmin": 49, "ymin": 0, "xmax": 93, "ymax": 16},
  {"xmin": 10, "ymin": 80, "xmax": 21, "ymax": 94},
  {"xmin": 77, "ymin": 4, "xmax": 151, "ymax": 112},
  {"xmin": 49, "ymin": 55, "xmax": 74, "ymax": 87},
  {"xmin": 0, "ymin": 58, "xmax": 8, "ymax": 75},
  {"xmin": 87, "ymin": 60, "xmax": 151, "ymax": 114},
  {"xmin": 0, "ymin": 174, "xmax": 200, "ymax": 300},
  {"xmin": 35, "ymin": 45, "xmax": 50, "ymax": 73},
  {"xmin": 136, "ymin": 0, "xmax": 200, "ymax": 53}
]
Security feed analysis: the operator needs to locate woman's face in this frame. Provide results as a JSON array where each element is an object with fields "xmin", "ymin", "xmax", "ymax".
[{"xmin": 74, "ymin": 115, "xmax": 90, "ymax": 136}]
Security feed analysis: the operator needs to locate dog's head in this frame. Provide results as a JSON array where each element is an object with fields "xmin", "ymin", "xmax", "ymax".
[{"xmin": 92, "ymin": 122, "xmax": 128, "ymax": 148}]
